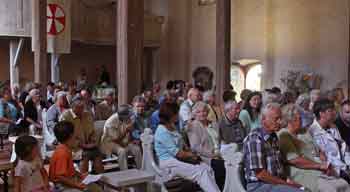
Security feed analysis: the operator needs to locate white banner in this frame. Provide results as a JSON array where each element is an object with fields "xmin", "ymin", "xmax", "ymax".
[{"xmin": 32, "ymin": 0, "xmax": 71, "ymax": 53}]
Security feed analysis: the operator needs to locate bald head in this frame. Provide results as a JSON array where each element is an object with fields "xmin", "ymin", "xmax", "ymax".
[{"xmin": 187, "ymin": 88, "xmax": 200, "ymax": 102}]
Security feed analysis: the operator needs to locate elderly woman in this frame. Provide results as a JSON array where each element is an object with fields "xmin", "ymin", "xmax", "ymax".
[
  {"xmin": 24, "ymin": 89, "xmax": 43, "ymax": 134},
  {"xmin": 239, "ymin": 91, "xmax": 262, "ymax": 133},
  {"xmin": 186, "ymin": 101, "xmax": 225, "ymax": 190},
  {"xmin": 154, "ymin": 102, "xmax": 221, "ymax": 192},
  {"xmin": 203, "ymin": 91, "xmax": 222, "ymax": 123},
  {"xmin": 295, "ymin": 93, "xmax": 314, "ymax": 129},
  {"xmin": 278, "ymin": 104, "xmax": 350, "ymax": 192}
]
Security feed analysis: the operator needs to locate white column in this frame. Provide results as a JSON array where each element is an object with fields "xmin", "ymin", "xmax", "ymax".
[
  {"xmin": 10, "ymin": 38, "xmax": 24, "ymax": 96},
  {"xmin": 51, "ymin": 53, "xmax": 60, "ymax": 83}
]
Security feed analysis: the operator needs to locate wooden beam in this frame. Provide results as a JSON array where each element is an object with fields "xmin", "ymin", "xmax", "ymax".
[
  {"xmin": 34, "ymin": 0, "xmax": 48, "ymax": 84},
  {"xmin": 216, "ymin": 0, "xmax": 231, "ymax": 103}
]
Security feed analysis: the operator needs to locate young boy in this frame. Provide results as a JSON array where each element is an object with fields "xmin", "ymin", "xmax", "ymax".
[{"xmin": 49, "ymin": 121, "xmax": 102, "ymax": 192}]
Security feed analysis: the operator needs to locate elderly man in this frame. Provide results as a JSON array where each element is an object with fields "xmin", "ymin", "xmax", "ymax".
[
  {"xmin": 100, "ymin": 104, "xmax": 142, "ymax": 170},
  {"xmin": 60, "ymin": 96, "xmax": 103, "ymax": 174},
  {"xmin": 218, "ymin": 101, "xmax": 245, "ymax": 150},
  {"xmin": 143, "ymin": 89, "xmax": 158, "ymax": 114},
  {"xmin": 45, "ymin": 91, "xmax": 69, "ymax": 149},
  {"xmin": 335, "ymin": 100, "xmax": 350, "ymax": 147},
  {"xmin": 80, "ymin": 89, "xmax": 96, "ymax": 118},
  {"xmin": 95, "ymin": 90, "xmax": 116, "ymax": 120},
  {"xmin": 309, "ymin": 98, "xmax": 350, "ymax": 184},
  {"xmin": 179, "ymin": 88, "xmax": 200, "ymax": 130},
  {"xmin": 243, "ymin": 103, "xmax": 303, "ymax": 192},
  {"xmin": 130, "ymin": 96, "xmax": 150, "ymax": 145}
]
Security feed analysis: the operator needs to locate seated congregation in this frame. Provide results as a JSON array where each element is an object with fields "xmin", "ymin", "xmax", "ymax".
[{"xmin": 3, "ymin": 80, "xmax": 350, "ymax": 192}]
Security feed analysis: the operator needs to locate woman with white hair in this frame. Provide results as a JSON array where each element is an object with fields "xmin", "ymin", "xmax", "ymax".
[
  {"xmin": 203, "ymin": 91, "xmax": 222, "ymax": 123},
  {"xmin": 295, "ymin": 93, "xmax": 314, "ymax": 129},
  {"xmin": 23, "ymin": 89, "xmax": 42, "ymax": 134},
  {"xmin": 186, "ymin": 101, "xmax": 225, "ymax": 190},
  {"xmin": 278, "ymin": 104, "xmax": 350, "ymax": 192}
]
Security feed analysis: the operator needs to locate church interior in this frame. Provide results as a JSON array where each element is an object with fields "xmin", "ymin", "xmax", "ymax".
[{"xmin": 0, "ymin": 0, "xmax": 350, "ymax": 192}]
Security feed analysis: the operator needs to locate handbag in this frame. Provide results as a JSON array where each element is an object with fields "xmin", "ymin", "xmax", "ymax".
[{"xmin": 176, "ymin": 155, "xmax": 202, "ymax": 165}]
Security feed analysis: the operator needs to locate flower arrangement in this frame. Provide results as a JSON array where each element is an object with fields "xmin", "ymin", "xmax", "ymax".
[{"xmin": 280, "ymin": 70, "xmax": 322, "ymax": 94}]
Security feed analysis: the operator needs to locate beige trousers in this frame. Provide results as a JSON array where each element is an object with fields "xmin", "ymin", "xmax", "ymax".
[{"xmin": 111, "ymin": 143, "xmax": 142, "ymax": 170}]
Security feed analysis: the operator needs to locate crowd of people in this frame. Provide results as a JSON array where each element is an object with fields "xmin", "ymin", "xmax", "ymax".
[{"xmin": 3, "ymin": 79, "xmax": 350, "ymax": 192}]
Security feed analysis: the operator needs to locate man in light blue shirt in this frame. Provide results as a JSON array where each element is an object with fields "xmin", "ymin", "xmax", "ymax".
[{"xmin": 179, "ymin": 88, "xmax": 200, "ymax": 130}]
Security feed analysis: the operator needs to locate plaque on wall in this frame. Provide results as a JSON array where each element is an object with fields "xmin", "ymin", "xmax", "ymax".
[{"xmin": 192, "ymin": 67, "xmax": 214, "ymax": 91}]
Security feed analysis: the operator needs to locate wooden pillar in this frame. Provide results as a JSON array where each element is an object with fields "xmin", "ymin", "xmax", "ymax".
[
  {"xmin": 348, "ymin": 0, "xmax": 350, "ymax": 98},
  {"xmin": 34, "ymin": 0, "xmax": 48, "ymax": 84},
  {"xmin": 116, "ymin": 0, "xmax": 144, "ymax": 105},
  {"xmin": 128, "ymin": 0, "xmax": 144, "ymax": 99},
  {"xmin": 116, "ymin": 0, "xmax": 129, "ymax": 105},
  {"xmin": 216, "ymin": 0, "xmax": 231, "ymax": 103},
  {"xmin": 10, "ymin": 38, "xmax": 24, "ymax": 95}
]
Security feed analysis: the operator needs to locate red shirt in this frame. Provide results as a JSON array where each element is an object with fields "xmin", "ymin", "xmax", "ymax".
[{"xmin": 49, "ymin": 144, "xmax": 75, "ymax": 182}]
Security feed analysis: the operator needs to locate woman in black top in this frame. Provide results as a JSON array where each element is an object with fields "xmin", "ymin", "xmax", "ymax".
[{"xmin": 24, "ymin": 89, "xmax": 42, "ymax": 131}]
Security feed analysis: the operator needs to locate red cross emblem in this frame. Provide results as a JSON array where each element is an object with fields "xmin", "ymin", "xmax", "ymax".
[{"xmin": 47, "ymin": 4, "xmax": 66, "ymax": 35}]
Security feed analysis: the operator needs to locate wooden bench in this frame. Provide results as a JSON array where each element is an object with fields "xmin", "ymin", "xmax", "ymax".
[{"xmin": 101, "ymin": 169, "xmax": 155, "ymax": 192}]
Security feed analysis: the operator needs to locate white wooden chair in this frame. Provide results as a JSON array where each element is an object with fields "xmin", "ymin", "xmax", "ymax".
[
  {"xmin": 141, "ymin": 128, "xmax": 172, "ymax": 192},
  {"xmin": 41, "ymin": 109, "xmax": 51, "ymax": 156},
  {"xmin": 221, "ymin": 143, "xmax": 246, "ymax": 192}
]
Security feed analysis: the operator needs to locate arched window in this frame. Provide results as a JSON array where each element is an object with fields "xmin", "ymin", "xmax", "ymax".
[
  {"xmin": 246, "ymin": 64, "xmax": 262, "ymax": 91},
  {"xmin": 230, "ymin": 65, "xmax": 245, "ymax": 100},
  {"xmin": 230, "ymin": 60, "xmax": 262, "ymax": 100}
]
